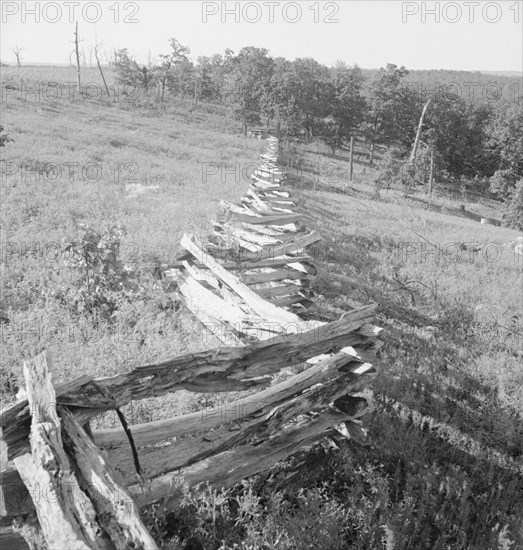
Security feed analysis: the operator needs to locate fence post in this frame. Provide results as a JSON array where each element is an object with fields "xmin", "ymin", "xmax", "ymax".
[
  {"xmin": 11, "ymin": 351, "xmax": 158, "ymax": 550},
  {"xmin": 349, "ymin": 137, "xmax": 354, "ymax": 182}
]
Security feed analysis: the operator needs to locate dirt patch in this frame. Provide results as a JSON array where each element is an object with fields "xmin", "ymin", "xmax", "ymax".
[{"xmin": 126, "ymin": 184, "xmax": 160, "ymax": 199}]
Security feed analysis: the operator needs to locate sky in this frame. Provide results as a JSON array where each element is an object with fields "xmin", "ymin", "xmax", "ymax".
[{"xmin": 1, "ymin": 1, "xmax": 522, "ymax": 72}]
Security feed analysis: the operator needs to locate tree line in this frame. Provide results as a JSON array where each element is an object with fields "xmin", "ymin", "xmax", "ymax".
[{"xmin": 112, "ymin": 41, "xmax": 522, "ymax": 229}]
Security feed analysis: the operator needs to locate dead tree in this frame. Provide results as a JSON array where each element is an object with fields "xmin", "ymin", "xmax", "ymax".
[
  {"xmin": 12, "ymin": 46, "xmax": 23, "ymax": 68},
  {"xmin": 410, "ymin": 99, "xmax": 432, "ymax": 164},
  {"xmin": 72, "ymin": 22, "xmax": 82, "ymax": 95},
  {"xmin": 428, "ymin": 149, "xmax": 435, "ymax": 200},
  {"xmin": 94, "ymin": 43, "xmax": 110, "ymax": 97}
]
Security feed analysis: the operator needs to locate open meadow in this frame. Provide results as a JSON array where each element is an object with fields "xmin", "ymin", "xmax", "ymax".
[{"xmin": 1, "ymin": 65, "xmax": 522, "ymax": 549}]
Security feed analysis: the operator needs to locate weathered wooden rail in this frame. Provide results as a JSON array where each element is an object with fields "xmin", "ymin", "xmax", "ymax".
[{"xmin": 0, "ymin": 137, "xmax": 383, "ymax": 548}]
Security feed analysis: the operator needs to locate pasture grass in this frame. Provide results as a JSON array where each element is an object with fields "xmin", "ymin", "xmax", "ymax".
[{"xmin": 1, "ymin": 67, "xmax": 522, "ymax": 549}]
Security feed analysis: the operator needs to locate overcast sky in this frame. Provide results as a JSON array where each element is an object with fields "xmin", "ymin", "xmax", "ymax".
[{"xmin": 2, "ymin": 1, "xmax": 522, "ymax": 72}]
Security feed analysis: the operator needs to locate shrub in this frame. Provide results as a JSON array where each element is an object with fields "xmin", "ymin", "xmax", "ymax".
[
  {"xmin": 56, "ymin": 224, "xmax": 137, "ymax": 320},
  {"xmin": 375, "ymin": 147, "xmax": 432, "ymax": 197},
  {"xmin": 503, "ymin": 178, "xmax": 523, "ymax": 230},
  {"xmin": 0, "ymin": 125, "xmax": 13, "ymax": 147},
  {"xmin": 490, "ymin": 169, "xmax": 517, "ymax": 200},
  {"xmin": 374, "ymin": 148, "xmax": 403, "ymax": 191}
]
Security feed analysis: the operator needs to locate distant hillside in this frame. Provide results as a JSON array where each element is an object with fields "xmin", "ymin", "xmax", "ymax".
[
  {"xmin": 478, "ymin": 70, "xmax": 523, "ymax": 77},
  {"xmin": 358, "ymin": 68, "xmax": 522, "ymax": 103}
]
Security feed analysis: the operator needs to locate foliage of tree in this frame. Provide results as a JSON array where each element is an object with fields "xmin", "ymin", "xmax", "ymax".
[
  {"xmin": 269, "ymin": 58, "xmax": 303, "ymax": 137},
  {"xmin": 362, "ymin": 64, "xmax": 421, "ymax": 161},
  {"xmin": 228, "ymin": 47, "xmax": 275, "ymax": 135},
  {"xmin": 112, "ymin": 48, "xmax": 144, "ymax": 91},
  {"xmin": 488, "ymin": 99, "xmax": 523, "ymax": 198},
  {"xmin": 157, "ymin": 38, "xmax": 191, "ymax": 101},
  {"xmin": 321, "ymin": 66, "xmax": 367, "ymax": 154},
  {"xmin": 291, "ymin": 58, "xmax": 332, "ymax": 140}
]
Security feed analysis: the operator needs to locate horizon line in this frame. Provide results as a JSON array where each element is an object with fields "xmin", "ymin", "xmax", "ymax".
[{"xmin": 1, "ymin": 61, "xmax": 522, "ymax": 76}]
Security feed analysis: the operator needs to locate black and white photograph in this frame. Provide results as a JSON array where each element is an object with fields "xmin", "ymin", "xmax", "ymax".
[{"xmin": 0, "ymin": 1, "xmax": 522, "ymax": 548}]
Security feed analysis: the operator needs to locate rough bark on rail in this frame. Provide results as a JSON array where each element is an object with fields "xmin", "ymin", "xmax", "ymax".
[{"xmin": 0, "ymin": 305, "xmax": 378, "ymax": 462}]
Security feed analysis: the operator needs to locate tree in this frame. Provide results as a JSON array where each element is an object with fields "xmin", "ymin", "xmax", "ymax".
[
  {"xmin": 321, "ymin": 65, "xmax": 367, "ymax": 154},
  {"xmin": 269, "ymin": 58, "xmax": 302, "ymax": 137},
  {"xmin": 112, "ymin": 48, "xmax": 144, "ymax": 91},
  {"xmin": 421, "ymin": 91, "xmax": 498, "ymax": 183},
  {"xmin": 362, "ymin": 64, "xmax": 421, "ymax": 163},
  {"xmin": 12, "ymin": 46, "xmax": 23, "ymax": 68},
  {"xmin": 71, "ymin": 23, "xmax": 82, "ymax": 93},
  {"xmin": 157, "ymin": 38, "xmax": 191, "ymax": 101},
  {"xmin": 488, "ymin": 99, "xmax": 523, "ymax": 199},
  {"xmin": 94, "ymin": 43, "xmax": 110, "ymax": 97},
  {"xmin": 195, "ymin": 56, "xmax": 212, "ymax": 102},
  {"xmin": 410, "ymin": 99, "xmax": 431, "ymax": 163},
  {"xmin": 291, "ymin": 58, "xmax": 331, "ymax": 140},
  {"xmin": 229, "ymin": 47, "xmax": 274, "ymax": 135}
]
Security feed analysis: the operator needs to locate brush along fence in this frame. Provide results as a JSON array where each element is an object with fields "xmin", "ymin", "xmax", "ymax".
[{"xmin": 0, "ymin": 137, "xmax": 383, "ymax": 549}]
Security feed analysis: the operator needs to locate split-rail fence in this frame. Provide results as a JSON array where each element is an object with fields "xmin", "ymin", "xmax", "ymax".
[{"xmin": 0, "ymin": 137, "xmax": 382, "ymax": 549}]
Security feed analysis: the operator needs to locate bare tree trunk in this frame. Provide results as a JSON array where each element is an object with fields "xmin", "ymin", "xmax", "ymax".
[
  {"xmin": 305, "ymin": 113, "xmax": 310, "ymax": 141},
  {"xmin": 12, "ymin": 47, "xmax": 23, "ymax": 68},
  {"xmin": 349, "ymin": 136, "xmax": 354, "ymax": 182},
  {"xmin": 74, "ymin": 22, "xmax": 81, "ymax": 96},
  {"xmin": 336, "ymin": 123, "xmax": 343, "ymax": 150},
  {"xmin": 410, "ymin": 99, "xmax": 432, "ymax": 164},
  {"xmin": 94, "ymin": 46, "xmax": 110, "ymax": 97},
  {"xmin": 429, "ymin": 149, "xmax": 434, "ymax": 199},
  {"xmin": 161, "ymin": 79, "xmax": 166, "ymax": 102},
  {"xmin": 160, "ymin": 62, "xmax": 171, "ymax": 103},
  {"xmin": 368, "ymin": 117, "xmax": 379, "ymax": 166}
]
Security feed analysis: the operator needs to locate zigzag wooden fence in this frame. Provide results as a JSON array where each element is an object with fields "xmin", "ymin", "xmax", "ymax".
[{"xmin": 0, "ymin": 137, "xmax": 383, "ymax": 549}]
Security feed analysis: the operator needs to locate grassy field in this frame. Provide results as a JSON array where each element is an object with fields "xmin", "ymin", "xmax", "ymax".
[{"xmin": 1, "ymin": 67, "xmax": 522, "ymax": 549}]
